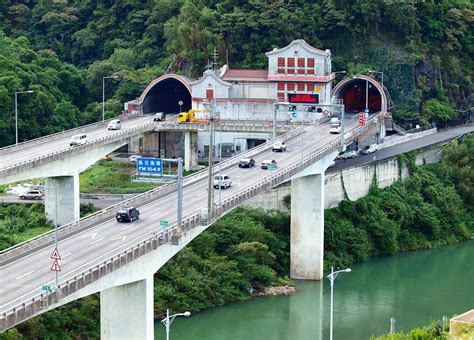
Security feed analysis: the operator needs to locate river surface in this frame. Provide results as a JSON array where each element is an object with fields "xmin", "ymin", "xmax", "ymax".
[{"xmin": 155, "ymin": 241, "xmax": 473, "ymax": 339}]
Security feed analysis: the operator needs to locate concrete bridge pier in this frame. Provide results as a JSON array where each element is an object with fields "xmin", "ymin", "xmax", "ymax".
[
  {"xmin": 45, "ymin": 173, "xmax": 80, "ymax": 226},
  {"xmin": 101, "ymin": 275, "xmax": 154, "ymax": 340},
  {"xmin": 184, "ymin": 131, "xmax": 198, "ymax": 171},
  {"xmin": 290, "ymin": 173, "xmax": 326, "ymax": 280}
]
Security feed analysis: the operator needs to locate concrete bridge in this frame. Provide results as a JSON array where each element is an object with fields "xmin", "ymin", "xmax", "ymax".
[{"xmin": 0, "ymin": 114, "xmax": 380, "ymax": 337}]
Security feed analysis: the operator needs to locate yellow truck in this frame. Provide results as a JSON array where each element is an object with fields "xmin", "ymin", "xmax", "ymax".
[{"xmin": 177, "ymin": 109, "xmax": 212, "ymax": 124}]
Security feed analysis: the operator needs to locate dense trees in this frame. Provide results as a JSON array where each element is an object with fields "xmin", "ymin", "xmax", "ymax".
[{"xmin": 0, "ymin": 1, "xmax": 472, "ymax": 146}]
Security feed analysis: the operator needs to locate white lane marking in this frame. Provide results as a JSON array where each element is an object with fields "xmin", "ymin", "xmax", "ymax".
[
  {"xmin": 62, "ymin": 253, "xmax": 72, "ymax": 259},
  {"xmin": 120, "ymin": 223, "xmax": 136, "ymax": 231},
  {"xmin": 15, "ymin": 270, "xmax": 35, "ymax": 280},
  {"xmin": 89, "ymin": 237, "xmax": 105, "ymax": 246},
  {"xmin": 111, "ymin": 236, "xmax": 127, "ymax": 242},
  {"xmin": 81, "ymin": 232, "xmax": 97, "ymax": 239},
  {"xmin": 150, "ymin": 211, "xmax": 162, "ymax": 218}
]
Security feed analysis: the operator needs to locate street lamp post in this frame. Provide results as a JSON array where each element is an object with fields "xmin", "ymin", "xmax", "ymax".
[
  {"xmin": 161, "ymin": 309, "xmax": 191, "ymax": 340},
  {"xmin": 36, "ymin": 184, "xmax": 59, "ymax": 288},
  {"xmin": 102, "ymin": 76, "xmax": 119, "ymax": 122},
  {"xmin": 327, "ymin": 266, "xmax": 351, "ymax": 340},
  {"xmin": 207, "ymin": 100, "xmax": 215, "ymax": 216},
  {"xmin": 14, "ymin": 90, "xmax": 34, "ymax": 145}
]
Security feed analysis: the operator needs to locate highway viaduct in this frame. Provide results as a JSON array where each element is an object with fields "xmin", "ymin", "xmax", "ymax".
[{"xmin": 0, "ymin": 114, "xmax": 381, "ymax": 338}]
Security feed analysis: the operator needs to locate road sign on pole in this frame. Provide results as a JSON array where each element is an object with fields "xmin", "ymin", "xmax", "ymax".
[
  {"xmin": 51, "ymin": 259, "xmax": 61, "ymax": 272},
  {"xmin": 42, "ymin": 285, "xmax": 52, "ymax": 293},
  {"xmin": 51, "ymin": 248, "xmax": 61, "ymax": 260},
  {"xmin": 160, "ymin": 220, "xmax": 169, "ymax": 227}
]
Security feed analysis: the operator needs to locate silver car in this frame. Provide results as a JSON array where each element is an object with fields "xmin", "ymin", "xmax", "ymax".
[{"xmin": 19, "ymin": 190, "xmax": 43, "ymax": 200}]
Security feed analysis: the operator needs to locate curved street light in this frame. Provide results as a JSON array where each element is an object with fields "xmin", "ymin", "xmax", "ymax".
[
  {"xmin": 161, "ymin": 309, "xmax": 191, "ymax": 340},
  {"xmin": 327, "ymin": 266, "xmax": 351, "ymax": 340},
  {"xmin": 102, "ymin": 75, "xmax": 120, "ymax": 121},
  {"xmin": 14, "ymin": 90, "xmax": 34, "ymax": 145}
]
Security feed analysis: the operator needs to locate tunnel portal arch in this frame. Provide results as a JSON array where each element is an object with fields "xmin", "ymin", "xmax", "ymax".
[
  {"xmin": 332, "ymin": 75, "xmax": 391, "ymax": 117},
  {"xmin": 140, "ymin": 74, "xmax": 192, "ymax": 115}
]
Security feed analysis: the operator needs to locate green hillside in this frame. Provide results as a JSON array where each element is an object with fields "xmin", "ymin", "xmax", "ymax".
[{"xmin": 0, "ymin": 0, "xmax": 472, "ymax": 145}]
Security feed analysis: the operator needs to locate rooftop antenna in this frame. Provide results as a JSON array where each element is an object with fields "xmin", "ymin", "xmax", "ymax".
[{"xmin": 212, "ymin": 48, "xmax": 219, "ymax": 71}]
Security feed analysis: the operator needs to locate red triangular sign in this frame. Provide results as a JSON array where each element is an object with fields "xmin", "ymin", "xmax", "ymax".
[
  {"xmin": 51, "ymin": 259, "xmax": 61, "ymax": 272},
  {"xmin": 51, "ymin": 248, "xmax": 61, "ymax": 260}
]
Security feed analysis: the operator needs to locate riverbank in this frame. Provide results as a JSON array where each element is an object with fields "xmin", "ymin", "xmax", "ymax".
[{"xmin": 252, "ymin": 285, "xmax": 296, "ymax": 297}]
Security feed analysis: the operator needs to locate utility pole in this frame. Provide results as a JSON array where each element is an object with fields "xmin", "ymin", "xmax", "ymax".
[{"xmin": 177, "ymin": 158, "xmax": 183, "ymax": 228}]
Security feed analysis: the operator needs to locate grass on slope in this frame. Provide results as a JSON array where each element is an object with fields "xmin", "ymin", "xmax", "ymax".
[{"xmin": 80, "ymin": 161, "xmax": 159, "ymax": 194}]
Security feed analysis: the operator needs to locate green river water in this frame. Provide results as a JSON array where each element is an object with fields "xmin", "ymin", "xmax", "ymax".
[{"xmin": 155, "ymin": 241, "xmax": 473, "ymax": 340}]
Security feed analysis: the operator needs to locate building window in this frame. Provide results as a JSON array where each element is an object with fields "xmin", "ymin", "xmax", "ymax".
[
  {"xmin": 278, "ymin": 92, "xmax": 285, "ymax": 100},
  {"xmin": 277, "ymin": 57, "xmax": 285, "ymax": 67},
  {"xmin": 297, "ymin": 83, "xmax": 305, "ymax": 91},
  {"xmin": 287, "ymin": 83, "xmax": 295, "ymax": 91},
  {"xmin": 306, "ymin": 83, "xmax": 314, "ymax": 91},
  {"xmin": 277, "ymin": 68, "xmax": 285, "ymax": 74},
  {"xmin": 287, "ymin": 68, "xmax": 295, "ymax": 74},
  {"xmin": 297, "ymin": 69, "xmax": 305, "ymax": 75},
  {"xmin": 287, "ymin": 58, "xmax": 295, "ymax": 67},
  {"xmin": 307, "ymin": 69, "xmax": 315, "ymax": 75},
  {"xmin": 298, "ymin": 58, "xmax": 305, "ymax": 67},
  {"xmin": 307, "ymin": 58, "xmax": 315, "ymax": 67},
  {"xmin": 277, "ymin": 83, "xmax": 285, "ymax": 91}
]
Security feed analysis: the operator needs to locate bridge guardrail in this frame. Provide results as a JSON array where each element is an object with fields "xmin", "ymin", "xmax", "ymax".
[
  {"xmin": 0, "ymin": 124, "xmax": 307, "ymax": 263},
  {"xmin": 2, "ymin": 119, "xmax": 374, "ymax": 331},
  {"xmin": 0, "ymin": 121, "xmax": 156, "ymax": 179},
  {"xmin": 0, "ymin": 114, "xmax": 142, "ymax": 155}
]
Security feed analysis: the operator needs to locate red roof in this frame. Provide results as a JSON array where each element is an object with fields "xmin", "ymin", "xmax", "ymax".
[{"xmin": 223, "ymin": 69, "xmax": 268, "ymax": 80}]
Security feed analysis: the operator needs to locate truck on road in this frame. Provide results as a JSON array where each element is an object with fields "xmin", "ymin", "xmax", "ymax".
[{"xmin": 177, "ymin": 109, "xmax": 213, "ymax": 124}]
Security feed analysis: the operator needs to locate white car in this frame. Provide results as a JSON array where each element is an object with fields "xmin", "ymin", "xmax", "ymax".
[
  {"xmin": 129, "ymin": 155, "xmax": 141, "ymax": 164},
  {"xmin": 329, "ymin": 123, "xmax": 341, "ymax": 134},
  {"xmin": 272, "ymin": 141, "xmax": 287, "ymax": 152},
  {"xmin": 213, "ymin": 175, "xmax": 232, "ymax": 189},
  {"xmin": 107, "ymin": 119, "xmax": 121, "ymax": 130},
  {"xmin": 19, "ymin": 190, "xmax": 43, "ymax": 200},
  {"xmin": 69, "ymin": 133, "xmax": 88, "ymax": 146},
  {"xmin": 360, "ymin": 144, "xmax": 378, "ymax": 155},
  {"xmin": 336, "ymin": 150, "xmax": 358, "ymax": 160}
]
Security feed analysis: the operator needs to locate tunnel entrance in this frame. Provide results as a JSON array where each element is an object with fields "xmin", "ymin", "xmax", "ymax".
[
  {"xmin": 332, "ymin": 76, "xmax": 387, "ymax": 114},
  {"xmin": 141, "ymin": 76, "xmax": 192, "ymax": 115}
]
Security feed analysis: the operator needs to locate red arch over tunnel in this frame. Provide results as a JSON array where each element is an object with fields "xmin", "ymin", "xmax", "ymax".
[{"xmin": 332, "ymin": 75, "xmax": 390, "ymax": 118}]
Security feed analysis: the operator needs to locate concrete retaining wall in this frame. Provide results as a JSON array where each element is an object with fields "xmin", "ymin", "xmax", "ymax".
[{"xmin": 245, "ymin": 146, "xmax": 442, "ymax": 210}]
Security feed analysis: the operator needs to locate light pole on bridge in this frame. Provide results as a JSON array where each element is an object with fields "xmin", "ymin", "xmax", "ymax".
[
  {"xmin": 102, "ymin": 75, "xmax": 120, "ymax": 122},
  {"xmin": 14, "ymin": 90, "xmax": 34, "ymax": 145}
]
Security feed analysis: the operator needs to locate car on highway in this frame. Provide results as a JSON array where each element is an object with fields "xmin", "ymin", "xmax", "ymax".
[
  {"xmin": 69, "ymin": 133, "xmax": 88, "ymax": 146},
  {"xmin": 272, "ymin": 141, "xmax": 287, "ymax": 152},
  {"xmin": 116, "ymin": 207, "xmax": 140, "ymax": 222},
  {"xmin": 153, "ymin": 112, "xmax": 166, "ymax": 122},
  {"xmin": 336, "ymin": 150, "xmax": 358, "ymax": 160},
  {"xmin": 329, "ymin": 123, "xmax": 341, "ymax": 134},
  {"xmin": 129, "ymin": 155, "xmax": 141, "ymax": 164},
  {"xmin": 19, "ymin": 190, "xmax": 43, "ymax": 200},
  {"xmin": 213, "ymin": 175, "xmax": 232, "ymax": 189},
  {"xmin": 107, "ymin": 119, "xmax": 121, "ymax": 130},
  {"xmin": 239, "ymin": 158, "xmax": 255, "ymax": 168},
  {"xmin": 360, "ymin": 144, "xmax": 378, "ymax": 155},
  {"xmin": 261, "ymin": 159, "xmax": 277, "ymax": 169}
]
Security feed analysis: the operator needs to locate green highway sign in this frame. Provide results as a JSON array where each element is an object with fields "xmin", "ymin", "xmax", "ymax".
[
  {"xmin": 42, "ymin": 285, "xmax": 51, "ymax": 293},
  {"xmin": 160, "ymin": 220, "xmax": 169, "ymax": 227},
  {"xmin": 268, "ymin": 165, "xmax": 277, "ymax": 170}
]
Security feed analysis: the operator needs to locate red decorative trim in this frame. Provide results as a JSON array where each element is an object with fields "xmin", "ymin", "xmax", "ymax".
[{"xmin": 268, "ymin": 74, "xmax": 333, "ymax": 82}]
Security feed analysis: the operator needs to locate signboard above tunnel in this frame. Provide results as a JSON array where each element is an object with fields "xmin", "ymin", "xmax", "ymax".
[{"xmin": 288, "ymin": 93, "xmax": 319, "ymax": 104}]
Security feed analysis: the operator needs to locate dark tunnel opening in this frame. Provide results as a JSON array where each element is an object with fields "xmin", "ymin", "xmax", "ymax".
[
  {"xmin": 142, "ymin": 78, "xmax": 192, "ymax": 115},
  {"xmin": 337, "ymin": 80, "xmax": 382, "ymax": 114}
]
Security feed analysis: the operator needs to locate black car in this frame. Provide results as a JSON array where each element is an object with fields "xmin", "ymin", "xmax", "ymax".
[
  {"xmin": 239, "ymin": 158, "xmax": 256, "ymax": 168},
  {"xmin": 116, "ymin": 207, "xmax": 140, "ymax": 222}
]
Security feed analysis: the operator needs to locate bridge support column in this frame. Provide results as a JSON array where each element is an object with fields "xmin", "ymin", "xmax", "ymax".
[
  {"xmin": 143, "ymin": 132, "xmax": 159, "ymax": 156},
  {"xmin": 101, "ymin": 275, "xmax": 154, "ymax": 340},
  {"xmin": 184, "ymin": 131, "xmax": 198, "ymax": 171},
  {"xmin": 45, "ymin": 174, "xmax": 80, "ymax": 226},
  {"xmin": 290, "ymin": 173, "xmax": 325, "ymax": 280}
]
